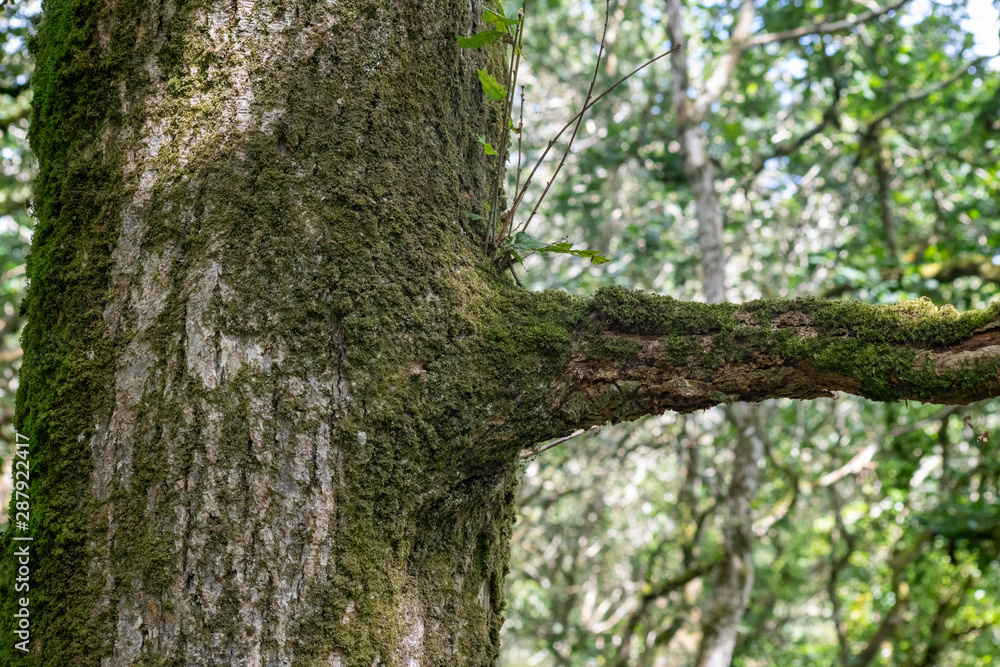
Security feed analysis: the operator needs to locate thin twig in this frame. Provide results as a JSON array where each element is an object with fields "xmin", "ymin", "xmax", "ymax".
[
  {"xmin": 513, "ymin": 85, "xmax": 525, "ymax": 225},
  {"xmin": 500, "ymin": 8, "xmax": 527, "ymax": 241},
  {"xmin": 486, "ymin": 29, "xmax": 516, "ymax": 252},
  {"xmin": 488, "ymin": 2, "xmax": 527, "ymax": 250},
  {"xmin": 509, "ymin": 43, "xmax": 682, "ymax": 231},
  {"xmin": 509, "ymin": 264, "xmax": 524, "ymax": 287},
  {"xmin": 521, "ymin": 0, "xmax": 611, "ymax": 233},
  {"xmin": 520, "ymin": 426, "xmax": 601, "ymax": 459}
]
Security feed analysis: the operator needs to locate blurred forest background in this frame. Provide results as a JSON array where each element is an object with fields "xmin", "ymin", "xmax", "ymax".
[
  {"xmin": 495, "ymin": 0, "xmax": 1000, "ymax": 665},
  {"xmin": 0, "ymin": 0, "xmax": 33, "ymax": 523},
  {"xmin": 0, "ymin": 0, "xmax": 998, "ymax": 665}
]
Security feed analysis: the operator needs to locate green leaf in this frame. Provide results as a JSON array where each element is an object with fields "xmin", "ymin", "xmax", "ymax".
[
  {"xmin": 468, "ymin": 212, "xmax": 483, "ymax": 221},
  {"xmin": 477, "ymin": 134, "xmax": 498, "ymax": 156},
  {"xmin": 506, "ymin": 231, "xmax": 550, "ymax": 253},
  {"xmin": 503, "ymin": 232, "xmax": 609, "ymax": 264},
  {"xmin": 571, "ymin": 249, "xmax": 611, "ymax": 265},
  {"xmin": 456, "ymin": 30, "xmax": 504, "ymax": 48},
  {"xmin": 477, "ymin": 69, "xmax": 507, "ymax": 101},
  {"xmin": 485, "ymin": 8, "xmax": 520, "ymax": 31}
]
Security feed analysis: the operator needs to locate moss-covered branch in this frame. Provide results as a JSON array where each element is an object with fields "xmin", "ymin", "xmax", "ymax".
[{"xmin": 534, "ymin": 286, "xmax": 1000, "ymax": 431}]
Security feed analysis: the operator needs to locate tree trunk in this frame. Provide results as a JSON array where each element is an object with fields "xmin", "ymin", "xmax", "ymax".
[
  {"xmin": 3, "ymin": 0, "xmax": 1000, "ymax": 665},
  {"xmin": 693, "ymin": 407, "xmax": 761, "ymax": 667},
  {"xmin": 666, "ymin": 3, "xmax": 756, "ymax": 663},
  {"xmin": 4, "ymin": 0, "xmax": 525, "ymax": 663}
]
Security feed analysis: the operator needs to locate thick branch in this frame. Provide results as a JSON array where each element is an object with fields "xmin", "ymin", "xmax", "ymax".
[
  {"xmin": 536, "ymin": 287, "xmax": 1000, "ymax": 434},
  {"xmin": 749, "ymin": 0, "xmax": 911, "ymax": 46}
]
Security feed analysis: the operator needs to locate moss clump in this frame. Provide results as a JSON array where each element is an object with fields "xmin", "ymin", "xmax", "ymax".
[
  {"xmin": 591, "ymin": 287, "xmax": 1000, "ymax": 351},
  {"xmin": 804, "ymin": 297, "xmax": 999, "ymax": 346},
  {"xmin": 584, "ymin": 287, "xmax": 1000, "ymax": 405},
  {"xmin": 586, "ymin": 332, "xmax": 642, "ymax": 360},
  {"xmin": 591, "ymin": 285, "xmax": 736, "ymax": 336}
]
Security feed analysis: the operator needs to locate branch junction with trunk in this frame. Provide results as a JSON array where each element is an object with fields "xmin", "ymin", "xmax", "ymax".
[{"xmin": 6, "ymin": 0, "xmax": 999, "ymax": 664}]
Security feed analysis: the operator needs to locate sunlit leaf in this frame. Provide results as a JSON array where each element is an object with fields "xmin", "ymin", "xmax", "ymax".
[
  {"xmin": 477, "ymin": 134, "xmax": 498, "ymax": 155},
  {"xmin": 477, "ymin": 69, "xmax": 507, "ymax": 101},
  {"xmin": 503, "ymin": 232, "xmax": 609, "ymax": 264},
  {"xmin": 456, "ymin": 30, "xmax": 503, "ymax": 48},
  {"xmin": 485, "ymin": 8, "xmax": 520, "ymax": 31}
]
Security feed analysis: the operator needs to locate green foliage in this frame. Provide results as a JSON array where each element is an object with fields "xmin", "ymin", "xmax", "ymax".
[
  {"xmin": 502, "ymin": 231, "xmax": 609, "ymax": 265},
  {"xmin": 501, "ymin": 0, "xmax": 1000, "ymax": 664},
  {"xmin": 0, "ymin": 0, "xmax": 34, "ymax": 523},
  {"xmin": 484, "ymin": 8, "xmax": 519, "ymax": 32},
  {"xmin": 459, "ymin": 2, "xmax": 625, "ymax": 276}
]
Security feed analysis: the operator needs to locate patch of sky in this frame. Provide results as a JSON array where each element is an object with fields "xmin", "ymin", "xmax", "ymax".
[{"xmin": 903, "ymin": 0, "xmax": 999, "ymax": 67}]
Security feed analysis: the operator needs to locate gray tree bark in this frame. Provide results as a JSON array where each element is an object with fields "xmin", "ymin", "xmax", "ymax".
[
  {"xmin": 4, "ymin": 0, "xmax": 522, "ymax": 664},
  {"xmin": 1, "ymin": 0, "xmax": 998, "ymax": 666}
]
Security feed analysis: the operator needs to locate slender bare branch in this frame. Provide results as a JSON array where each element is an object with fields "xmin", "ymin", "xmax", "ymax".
[
  {"xmin": 749, "ymin": 0, "xmax": 911, "ymax": 46},
  {"xmin": 521, "ymin": 425, "xmax": 601, "ymax": 459},
  {"xmin": 859, "ymin": 53, "xmax": 993, "ymax": 144},
  {"xmin": 852, "ymin": 533, "xmax": 930, "ymax": 667},
  {"xmin": 749, "ymin": 65, "xmax": 844, "ymax": 177},
  {"xmin": 509, "ymin": 44, "xmax": 682, "ymax": 228},
  {"xmin": 613, "ymin": 558, "xmax": 721, "ymax": 667},
  {"xmin": 520, "ymin": 0, "xmax": 611, "ymax": 233},
  {"xmin": 513, "ymin": 86, "xmax": 525, "ymax": 222},
  {"xmin": 817, "ymin": 406, "xmax": 961, "ymax": 487},
  {"xmin": 487, "ymin": 4, "xmax": 527, "ymax": 251}
]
